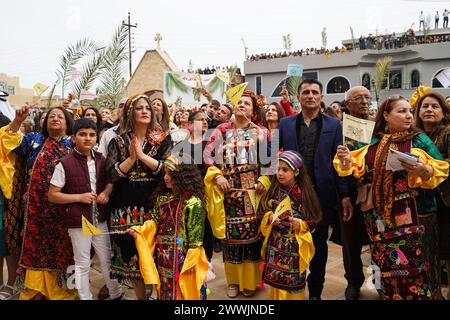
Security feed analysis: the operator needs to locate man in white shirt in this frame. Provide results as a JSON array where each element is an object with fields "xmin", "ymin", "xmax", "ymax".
[{"xmin": 419, "ymin": 11, "xmax": 425, "ymax": 31}]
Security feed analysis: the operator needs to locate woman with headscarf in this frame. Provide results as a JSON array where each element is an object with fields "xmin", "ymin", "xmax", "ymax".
[
  {"xmin": 334, "ymin": 95, "xmax": 449, "ymax": 300},
  {"xmin": 105, "ymin": 94, "xmax": 172, "ymax": 299},
  {"xmin": 0, "ymin": 105, "xmax": 76, "ymax": 300}
]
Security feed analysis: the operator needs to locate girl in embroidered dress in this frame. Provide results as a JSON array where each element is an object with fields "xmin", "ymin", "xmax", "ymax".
[
  {"xmin": 260, "ymin": 151, "xmax": 322, "ymax": 300},
  {"xmin": 128, "ymin": 155, "xmax": 208, "ymax": 300},
  {"xmin": 334, "ymin": 95, "xmax": 449, "ymax": 300}
]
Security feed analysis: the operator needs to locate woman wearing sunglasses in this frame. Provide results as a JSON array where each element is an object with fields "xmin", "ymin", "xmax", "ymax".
[
  {"xmin": 414, "ymin": 91, "xmax": 450, "ymax": 299},
  {"xmin": 334, "ymin": 95, "xmax": 449, "ymax": 300}
]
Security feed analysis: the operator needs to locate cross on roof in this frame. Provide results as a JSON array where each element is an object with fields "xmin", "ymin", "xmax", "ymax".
[{"xmin": 155, "ymin": 33, "xmax": 162, "ymax": 49}]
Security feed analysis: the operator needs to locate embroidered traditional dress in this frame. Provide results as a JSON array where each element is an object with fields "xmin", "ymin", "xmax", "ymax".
[
  {"xmin": 0, "ymin": 127, "xmax": 76, "ymax": 300},
  {"xmin": 204, "ymin": 122, "xmax": 271, "ymax": 292},
  {"xmin": 260, "ymin": 185, "xmax": 315, "ymax": 300},
  {"xmin": 131, "ymin": 194, "xmax": 208, "ymax": 300},
  {"xmin": 334, "ymin": 132, "xmax": 449, "ymax": 300},
  {"xmin": 106, "ymin": 130, "xmax": 171, "ymax": 284}
]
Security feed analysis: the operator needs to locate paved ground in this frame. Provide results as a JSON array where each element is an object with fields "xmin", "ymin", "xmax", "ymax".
[{"xmin": 3, "ymin": 240, "xmax": 448, "ymax": 300}]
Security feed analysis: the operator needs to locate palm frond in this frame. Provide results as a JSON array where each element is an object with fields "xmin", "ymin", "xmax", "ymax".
[
  {"xmin": 55, "ymin": 38, "xmax": 101, "ymax": 98},
  {"xmin": 350, "ymin": 26, "xmax": 357, "ymax": 49},
  {"xmin": 96, "ymin": 24, "xmax": 128, "ymax": 107},
  {"xmin": 287, "ymin": 76, "xmax": 303, "ymax": 102},
  {"xmin": 72, "ymin": 52, "xmax": 105, "ymax": 97},
  {"xmin": 46, "ymin": 81, "xmax": 58, "ymax": 107},
  {"xmin": 374, "ymin": 57, "xmax": 392, "ymax": 101}
]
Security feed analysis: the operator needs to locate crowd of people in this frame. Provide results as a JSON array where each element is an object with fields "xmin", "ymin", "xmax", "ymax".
[
  {"xmin": 247, "ymin": 19, "xmax": 450, "ymax": 62},
  {"xmin": 180, "ymin": 66, "xmax": 242, "ymax": 75},
  {"xmin": 0, "ymin": 81, "xmax": 449, "ymax": 302},
  {"xmin": 247, "ymin": 46, "xmax": 348, "ymax": 61}
]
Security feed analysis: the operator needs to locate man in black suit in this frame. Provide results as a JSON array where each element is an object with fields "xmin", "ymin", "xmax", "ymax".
[{"xmin": 278, "ymin": 79, "xmax": 353, "ymax": 299}]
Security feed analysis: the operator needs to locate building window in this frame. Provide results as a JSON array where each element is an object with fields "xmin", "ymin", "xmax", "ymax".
[
  {"xmin": 0, "ymin": 81, "xmax": 5, "ymax": 91},
  {"xmin": 411, "ymin": 70, "xmax": 420, "ymax": 88},
  {"xmin": 389, "ymin": 70, "xmax": 402, "ymax": 89},
  {"xmin": 271, "ymin": 72, "xmax": 318, "ymax": 97},
  {"xmin": 362, "ymin": 73, "xmax": 371, "ymax": 90},
  {"xmin": 7, "ymin": 86, "xmax": 15, "ymax": 95},
  {"xmin": 326, "ymin": 76, "xmax": 350, "ymax": 94},
  {"xmin": 256, "ymin": 76, "xmax": 262, "ymax": 96},
  {"xmin": 432, "ymin": 69, "xmax": 444, "ymax": 88}
]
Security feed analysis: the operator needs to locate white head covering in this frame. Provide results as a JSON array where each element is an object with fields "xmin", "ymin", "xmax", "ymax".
[{"xmin": 0, "ymin": 91, "xmax": 15, "ymax": 121}]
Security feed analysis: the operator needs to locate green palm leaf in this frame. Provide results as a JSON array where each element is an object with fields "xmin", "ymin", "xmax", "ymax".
[
  {"xmin": 287, "ymin": 76, "xmax": 303, "ymax": 102},
  {"xmin": 46, "ymin": 81, "xmax": 58, "ymax": 107},
  {"xmin": 374, "ymin": 57, "xmax": 392, "ymax": 102},
  {"xmin": 72, "ymin": 52, "xmax": 105, "ymax": 98},
  {"xmin": 55, "ymin": 38, "xmax": 101, "ymax": 98},
  {"xmin": 96, "ymin": 24, "xmax": 128, "ymax": 108}
]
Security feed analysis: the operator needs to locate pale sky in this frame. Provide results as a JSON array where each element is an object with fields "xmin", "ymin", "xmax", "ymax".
[{"xmin": 1, "ymin": 0, "xmax": 450, "ymax": 92}]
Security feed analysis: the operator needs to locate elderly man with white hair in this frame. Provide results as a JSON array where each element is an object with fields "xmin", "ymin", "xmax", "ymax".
[{"xmin": 340, "ymin": 85, "xmax": 373, "ymax": 300}]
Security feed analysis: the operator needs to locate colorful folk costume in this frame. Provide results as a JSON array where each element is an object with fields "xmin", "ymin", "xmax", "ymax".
[
  {"xmin": 334, "ymin": 132, "xmax": 449, "ymax": 300},
  {"xmin": 0, "ymin": 126, "xmax": 77, "ymax": 300},
  {"xmin": 131, "ymin": 158, "xmax": 208, "ymax": 300},
  {"xmin": 106, "ymin": 129, "xmax": 171, "ymax": 284},
  {"xmin": 260, "ymin": 152, "xmax": 316, "ymax": 300},
  {"xmin": 204, "ymin": 122, "xmax": 271, "ymax": 293}
]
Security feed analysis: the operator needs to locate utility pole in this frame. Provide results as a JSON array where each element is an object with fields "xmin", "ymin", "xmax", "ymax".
[{"xmin": 122, "ymin": 12, "xmax": 137, "ymax": 78}]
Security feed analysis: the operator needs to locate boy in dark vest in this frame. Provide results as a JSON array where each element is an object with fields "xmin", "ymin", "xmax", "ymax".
[{"xmin": 48, "ymin": 118, "xmax": 123, "ymax": 300}]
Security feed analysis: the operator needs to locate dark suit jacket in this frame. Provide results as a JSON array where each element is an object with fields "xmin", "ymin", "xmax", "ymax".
[{"xmin": 278, "ymin": 112, "xmax": 349, "ymax": 218}]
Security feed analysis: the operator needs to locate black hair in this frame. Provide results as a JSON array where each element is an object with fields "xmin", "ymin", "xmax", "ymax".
[
  {"xmin": 41, "ymin": 106, "xmax": 74, "ymax": 137},
  {"xmin": 72, "ymin": 118, "xmax": 97, "ymax": 135},
  {"xmin": 82, "ymin": 107, "xmax": 102, "ymax": 126},
  {"xmin": 210, "ymin": 99, "xmax": 221, "ymax": 108},
  {"xmin": 297, "ymin": 78, "xmax": 323, "ymax": 94},
  {"xmin": 188, "ymin": 111, "xmax": 205, "ymax": 122},
  {"xmin": 330, "ymin": 100, "xmax": 342, "ymax": 107}
]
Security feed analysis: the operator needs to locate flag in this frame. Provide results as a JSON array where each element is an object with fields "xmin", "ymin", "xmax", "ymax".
[
  {"xmin": 247, "ymin": 190, "xmax": 263, "ymax": 213},
  {"xmin": 33, "ymin": 83, "xmax": 49, "ymax": 96},
  {"xmin": 216, "ymin": 71, "xmax": 231, "ymax": 85},
  {"xmin": 225, "ymin": 82, "xmax": 248, "ymax": 106},
  {"xmin": 71, "ymin": 69, "xmax": 83, "ymax": 81},
  {"xmin": 272, "ymin": 196, "xmax": 292, "ymax": 222},
  {"xmin": 342, "ymin": 113, "xmax": 375, "ymax": 144},
  {"xmin": 82, "ymin": 216, "xmax": 103, "ymax": 236}
]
